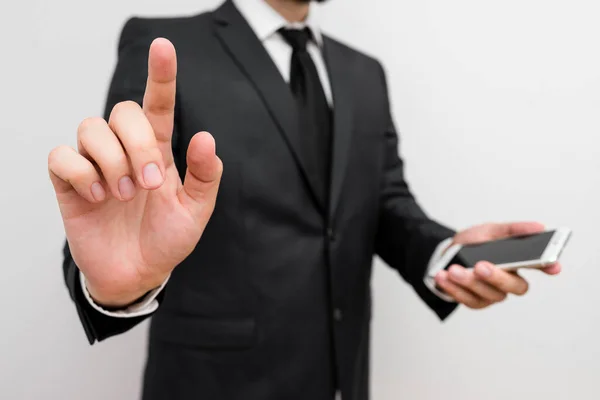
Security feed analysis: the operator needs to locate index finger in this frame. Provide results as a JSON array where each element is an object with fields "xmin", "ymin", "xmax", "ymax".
[
  {"xmin": 474, "ymin": 262, "xmax": 529, "ymax": 295},
  {"xmin": 143, "ymin": 38, "xmax": 177, "ymax": 165}
]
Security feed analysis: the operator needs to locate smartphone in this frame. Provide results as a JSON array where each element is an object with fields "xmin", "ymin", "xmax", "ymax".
[{"xmin": 428, "ymin": 227, "xmax": 571, "ymax": 276}]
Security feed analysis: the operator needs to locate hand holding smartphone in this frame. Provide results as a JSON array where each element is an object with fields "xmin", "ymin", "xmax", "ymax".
[{"xmin": 428, "ymin": 227, "xmax": 571, "ymax": 277}]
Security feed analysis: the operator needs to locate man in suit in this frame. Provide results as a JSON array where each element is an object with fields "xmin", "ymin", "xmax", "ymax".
[{"xmin": 48, "ymin": 0, "xmax": 561, "ymax": 399}]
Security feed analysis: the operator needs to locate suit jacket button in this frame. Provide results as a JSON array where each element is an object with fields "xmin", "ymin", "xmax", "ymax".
[
  {"xmin": 333, "ymin": 308, "xmax": 343, "ymax": 322},
  {"xmin": 327, "ymin": 228, "xmax": 336, "ymax": 242}
]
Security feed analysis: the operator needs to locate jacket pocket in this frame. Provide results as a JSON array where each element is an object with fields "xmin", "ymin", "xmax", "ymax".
[{"xmin": 151, "ymin": 312, "xmax": 256, "ymax": 350}]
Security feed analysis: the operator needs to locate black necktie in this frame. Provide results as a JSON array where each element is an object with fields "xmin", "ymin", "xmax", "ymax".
[{"xmin": 279, "ymin": 27, "xmax": 332, "ymax": 208}]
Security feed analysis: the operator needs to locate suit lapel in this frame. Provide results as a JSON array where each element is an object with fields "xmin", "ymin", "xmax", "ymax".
[
  {"xmin": 323, "ymin": 38, "xmax": 355, "ymax": 220},
  {"xmin": 212, "ymin": 1, "xmax": 325, "ymax": 210}
]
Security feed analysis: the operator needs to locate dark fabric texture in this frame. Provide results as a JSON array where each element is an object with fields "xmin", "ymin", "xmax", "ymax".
[{"xmin": 61, "ymin": 1, "xmax": 458, "ymax": 399}]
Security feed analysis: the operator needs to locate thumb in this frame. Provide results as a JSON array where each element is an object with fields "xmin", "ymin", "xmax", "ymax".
[{"xmin": 178, "ymin": 131, "xmax": 222, "ymax": 222}]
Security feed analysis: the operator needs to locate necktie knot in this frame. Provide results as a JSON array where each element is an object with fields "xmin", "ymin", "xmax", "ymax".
[{"xmin": 279, "ymin": 27, "xmax": 313, "ymax": 52}]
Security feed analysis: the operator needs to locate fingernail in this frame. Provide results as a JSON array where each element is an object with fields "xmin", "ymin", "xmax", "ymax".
[
  {"xmin": 118, "ymin": 176, "xmax": 136, "ymax": 200},
  {"xmin": 449, "ymin": 266, "xmax": 466, "ymax": 280},
  {"xmin": 143, "ymin": 163, "xmax": 163, "ymax": 187},
  {"xmin": 476, "ymin": 262, "xmax": 493, "ymax": 278},
  {"xmin": 90, "ymin": 182, "xmax": 106, "ymax": 202}
]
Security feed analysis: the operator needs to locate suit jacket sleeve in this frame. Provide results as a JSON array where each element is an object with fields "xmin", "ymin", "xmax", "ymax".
[
  {"xmin": 373, "ymin": 62, "xmax": 458, "ymax": 320},
  {"xmin": 63, "ymin": 17, "xmax": 181, "ymax": 344}
]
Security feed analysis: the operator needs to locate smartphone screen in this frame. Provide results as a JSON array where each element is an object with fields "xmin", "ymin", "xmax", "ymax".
[{"xmin": 457, "ymin": 231, "xmax": 556, "ymax": 267}]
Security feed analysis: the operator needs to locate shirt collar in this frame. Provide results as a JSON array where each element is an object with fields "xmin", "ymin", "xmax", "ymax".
[{"xmin": 232, "ymin": 0, "xmax": 323, "ymax": 47}]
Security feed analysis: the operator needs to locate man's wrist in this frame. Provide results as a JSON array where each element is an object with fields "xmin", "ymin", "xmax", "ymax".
[
  {"xmin": 424, "ymin": 237, "xmax": 459, "ymax": 303},
  {"xmin": 79, "ymin": 271, "xmax": 169, "ymax": 318},
  {"xmin": 85, "ymin": 275, "xmax": 167, "ymax": 309}
]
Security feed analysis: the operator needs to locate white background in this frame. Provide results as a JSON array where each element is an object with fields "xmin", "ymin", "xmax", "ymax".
[{"xmin": 1, "ymin": 0, "xmax": 599, "ymax": 399}]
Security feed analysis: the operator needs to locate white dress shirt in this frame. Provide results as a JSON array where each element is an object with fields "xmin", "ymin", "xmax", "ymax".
[{"xmin": 80, "ymin": 0, "xmax": 454, "ymax": 321}]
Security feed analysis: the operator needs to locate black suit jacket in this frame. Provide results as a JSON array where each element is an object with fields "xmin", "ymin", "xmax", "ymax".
[{"xmin": 62, "ymin": 2, "xmax": 457, "ymax": 399}]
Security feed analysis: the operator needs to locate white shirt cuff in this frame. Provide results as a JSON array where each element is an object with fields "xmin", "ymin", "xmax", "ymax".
[
  {"xmin": 423, "ymin": 238, "xmax": 459, "ymax": 303},
  {"xmin": 79, "ymin": 271, "xmax": 169, "ymax": 318}
]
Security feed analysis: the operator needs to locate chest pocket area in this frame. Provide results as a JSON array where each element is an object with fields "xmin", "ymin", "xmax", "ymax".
[
  {"xmin": 347, "ymin": 126, "xmax": 384, "ymax": 207},
  {"xmin": 167, "ymin": 161, "xmax": 255, "ymax": 320}
]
